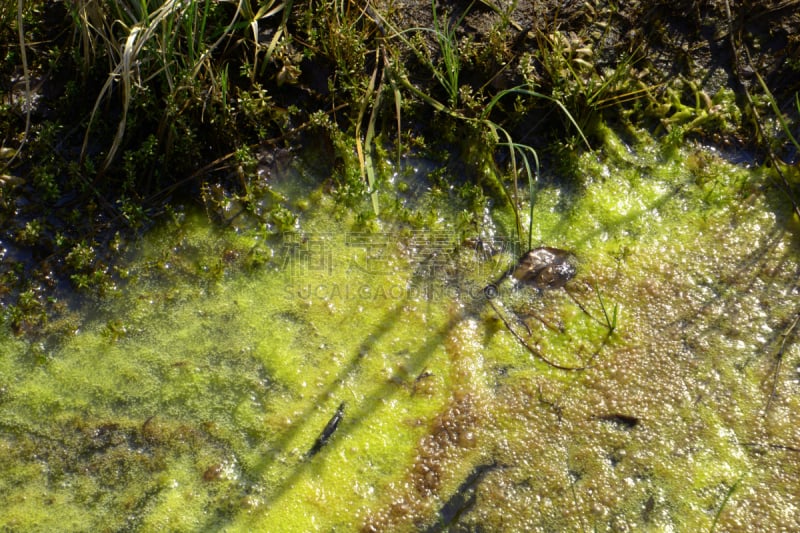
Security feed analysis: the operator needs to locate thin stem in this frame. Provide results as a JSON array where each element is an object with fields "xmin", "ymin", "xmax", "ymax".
[
  {"xmin": 709, "ymin": 476, "xmax": 742, "ymax": 533},
  {"xmin": 487, "ymin": 292, "xmax": 588, "ymax": 371}
]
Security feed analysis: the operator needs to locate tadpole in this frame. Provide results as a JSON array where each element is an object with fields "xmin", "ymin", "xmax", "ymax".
[{"xmin": 306, "ymin": 402, "xmax": 345, "ymax": 458}]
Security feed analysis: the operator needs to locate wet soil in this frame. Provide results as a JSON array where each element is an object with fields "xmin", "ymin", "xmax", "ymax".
[{"xmin": 384, "ymin": 0, "xmax": 800, "ymax": 146}]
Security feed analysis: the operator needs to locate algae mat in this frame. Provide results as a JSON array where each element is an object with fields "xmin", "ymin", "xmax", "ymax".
[{"xmin": 1, "ymin": 130, "xmax": 799, "ymax": 531}]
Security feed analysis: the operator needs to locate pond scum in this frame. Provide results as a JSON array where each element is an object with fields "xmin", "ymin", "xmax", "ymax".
[
  {"xmin": 2, "ymin": 0, "xmax": 800, "ymax": 530},
  {"xmin": 1, "ymin": 127, "xmax": 799, "ymax": 531}
]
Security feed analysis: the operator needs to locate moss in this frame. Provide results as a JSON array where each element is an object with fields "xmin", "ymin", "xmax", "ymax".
[{"xmin": 2, "ymin": 125, "xmax": 800, "ymax": 531}]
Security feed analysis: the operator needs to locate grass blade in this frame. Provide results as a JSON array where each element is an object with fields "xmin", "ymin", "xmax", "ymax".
[
  {"xmin": 710, "ymin": 476, "xmax": 742, "ymax": 532},
  {"xmin": 355, "ymin": 49, "xmax": 383, "ymax": 215},
  {"xmin": 483, "ymin": 86, "xmax": 592, "ymax": 151},
  {"xmin": 754, "ymin": 71, "xmax": 800, "ymax": 153}
]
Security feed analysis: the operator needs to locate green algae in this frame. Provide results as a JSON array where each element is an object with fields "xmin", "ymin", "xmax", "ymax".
[{"xmin": 2, "ymin": 129, "xmax": 800, "ymax": 531}]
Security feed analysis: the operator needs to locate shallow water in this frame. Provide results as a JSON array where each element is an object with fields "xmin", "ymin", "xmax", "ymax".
[{"xmin": 1, "ymin": 128, "xmax": 799, "ymax": 531}]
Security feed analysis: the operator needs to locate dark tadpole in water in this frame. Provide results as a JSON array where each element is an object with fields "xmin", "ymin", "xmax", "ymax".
[
  {"xmin": 595, "ymin": 413, "xmax": 640, "ymax": 430},
  {"xmin": 482, "ymin": 247, "xmax": 591, "ymax": 371},
  {"xmin": 510, "ymin": 247, "xmax": 577, "ymax": 290},
  {"xmin": 424, "ymin": 462, "xmax": 500, "ymax": 532},
  {"xmin": 483, "ymin": 246, "xmax": 577, "ymax": 297},
  {"xmin": 306, "ymin": 402, "xmax": 345, "ymax": 458}
]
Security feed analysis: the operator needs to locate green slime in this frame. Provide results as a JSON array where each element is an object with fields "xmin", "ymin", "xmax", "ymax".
[{"xmin": 1, "ymin": 127, "xmax": 799, "ymax": 531}]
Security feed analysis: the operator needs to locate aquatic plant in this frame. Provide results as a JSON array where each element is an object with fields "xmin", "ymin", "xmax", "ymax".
[
  {"xmin": 73, "ymin": 0, "xmax": 288, "ymax": 172},
  {"xmin": 366, "ymin": 3, "xmax": 591, "ymax": 248}
]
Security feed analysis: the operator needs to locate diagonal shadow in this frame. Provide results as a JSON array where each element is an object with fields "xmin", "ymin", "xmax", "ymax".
[
  {"xmin": 199, "ymin": 270, "xmax": 491, "ymax": 531},
  {"xmin": 253, "ymin": 294, "xmax": 489, "ymax": 507}
]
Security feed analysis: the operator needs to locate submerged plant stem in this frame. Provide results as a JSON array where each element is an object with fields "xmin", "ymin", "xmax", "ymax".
[
  {"xmin": 710, "ymin": 476, "xmax": 743, "ymax": 532},
  {"xmin": 486, "ymin": 295, "xmax": 588, "ymax": 371}
]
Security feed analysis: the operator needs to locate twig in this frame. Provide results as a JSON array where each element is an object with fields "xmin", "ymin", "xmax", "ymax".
[
  {"xmin": 764, "ymin": 312, "xmax": 800, "ymax": 416},
  {"xmin": 742, "ymin": 441, "xmax": 800, "ymax": 453},
  {"xmin": 486, "ymin": 291, "xmax": 587, "ymax": 371}
]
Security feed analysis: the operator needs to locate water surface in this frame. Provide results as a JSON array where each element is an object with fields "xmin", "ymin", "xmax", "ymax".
[{"xmin": 1, "ymin": 130, "xmax": 799, "ymax": 531}]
